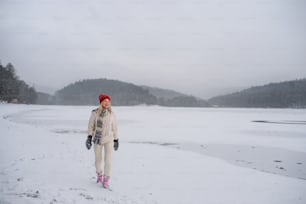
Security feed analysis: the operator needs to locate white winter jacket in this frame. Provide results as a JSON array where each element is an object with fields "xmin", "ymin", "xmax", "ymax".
[{"xmin": 88, "ymin": 108, "xmax": 118, "ymax": 144}]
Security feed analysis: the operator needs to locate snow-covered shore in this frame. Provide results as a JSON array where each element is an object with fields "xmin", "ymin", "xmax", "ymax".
[{"xmin": 1, "ymin": 104, "xmax": 305, "ymax": 204}]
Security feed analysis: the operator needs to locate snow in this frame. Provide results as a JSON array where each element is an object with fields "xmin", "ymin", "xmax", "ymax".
[{"xmin": 0, "ymin": 104, "xmax": 306, "ymax": 204}]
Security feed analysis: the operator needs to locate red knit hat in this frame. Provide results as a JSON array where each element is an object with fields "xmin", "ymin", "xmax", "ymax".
[{"xmin": 99, "ymin": 93, "xmax": 111, "ymax": 103}]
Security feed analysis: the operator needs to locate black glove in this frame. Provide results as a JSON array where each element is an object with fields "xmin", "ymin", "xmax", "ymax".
[
  {"xmin": 86, "ymin": 135, "xmax": 92, "ymax": 150},
  {"xmin": 114, "ymin": 139, "xmax": 119, "ymax": 151}
]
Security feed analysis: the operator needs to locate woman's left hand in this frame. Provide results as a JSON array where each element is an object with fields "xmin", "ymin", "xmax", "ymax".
[{"xmin": 114, "ymin": 139, "xmax": 119, "ymax": 151}]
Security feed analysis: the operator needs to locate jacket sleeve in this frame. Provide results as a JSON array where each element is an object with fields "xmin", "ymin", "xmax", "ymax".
[
  {"xmin": 112, "ymin": 113, "xmax": 118, "ymax": 140},
  {"xmin": 88, "ymin": 111, "xmax": 96, "ymax": 136}
]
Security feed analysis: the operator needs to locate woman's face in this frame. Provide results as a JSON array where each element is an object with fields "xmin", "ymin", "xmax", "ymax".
[{"xmin": 101, "ymin": 99, "xmax": 110, "ymax": 108}]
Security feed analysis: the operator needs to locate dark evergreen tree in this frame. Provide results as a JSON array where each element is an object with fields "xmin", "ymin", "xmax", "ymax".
[{"xmin": 0, "ymin": 61, "xmax": 37, "ymax": 104}]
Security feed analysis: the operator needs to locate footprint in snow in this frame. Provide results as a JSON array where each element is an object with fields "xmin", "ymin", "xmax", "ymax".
[{"xmin": 79, "ymin": 193, "xmax": 93, "ymax": 200}]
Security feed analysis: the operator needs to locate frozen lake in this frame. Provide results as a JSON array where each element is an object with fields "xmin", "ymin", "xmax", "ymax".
[{"xmin": 1, "ymin": 104, "xmax": 306, "ymax": 203}]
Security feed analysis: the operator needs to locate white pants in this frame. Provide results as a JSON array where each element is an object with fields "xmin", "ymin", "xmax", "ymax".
[{"xmin": 94, "ymin": 141, "xmax": 113, "ymax": 176}]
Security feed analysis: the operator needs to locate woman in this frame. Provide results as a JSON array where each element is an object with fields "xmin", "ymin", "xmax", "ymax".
[{"xmin": 86, "ymin": 93, "xmax": 119, "ymax": 188}]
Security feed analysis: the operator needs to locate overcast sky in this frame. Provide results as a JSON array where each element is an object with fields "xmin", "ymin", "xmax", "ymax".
[{"xmin": 0, "ymin": 0, "xmax": 305, "ymax": 99}]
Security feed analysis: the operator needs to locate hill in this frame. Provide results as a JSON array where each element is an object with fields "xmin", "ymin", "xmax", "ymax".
[
  {"xmin": 54, "ymin": 79, "xmax": 157, "ymax": 106},
  {"xmin": 53, "ymin": 78, "xmax": 211, "ymax": 107},
  {"xmin": 208, "ymin": 79, "xmax": 306, "ymax": 108}
]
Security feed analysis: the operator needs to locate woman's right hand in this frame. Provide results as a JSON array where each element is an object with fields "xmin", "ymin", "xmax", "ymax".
[{"xmin": 86, "ymin": 135, "xmax": 92, "ymax": 150}]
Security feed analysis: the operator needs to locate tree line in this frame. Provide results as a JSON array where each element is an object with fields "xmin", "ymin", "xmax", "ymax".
[
  {"xmin": 2, "ymin": 61, "xmax": 306, "ymax": 108},
  {"xmin": 208, "ymin": 79, "xmax": 306, "ymax": 108},
  {"xmin": 0, "ymin": 62, "xmax": 37, "ymax": 104}
]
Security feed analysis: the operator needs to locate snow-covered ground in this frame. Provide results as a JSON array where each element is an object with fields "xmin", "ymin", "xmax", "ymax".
[{"xmin": 0, "ymin": 104, "xmax": 305, "ymax": 204}]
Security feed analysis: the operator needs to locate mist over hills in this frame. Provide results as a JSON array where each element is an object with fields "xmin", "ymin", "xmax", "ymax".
[
  {"xmin": 35, "ymin": 78, "xmax": 306, "ymax": 108},
  {"xmin": 2, "ymin": 62, "xmax": 305, "ymax": 108},
  {"xmin": 141, "ymin": 86, "xmax": 186, "ymax": 100}
]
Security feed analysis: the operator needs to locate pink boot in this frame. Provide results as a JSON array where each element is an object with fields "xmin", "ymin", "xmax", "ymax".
[
  {"xmin": 103, "ymin": 175, "xmax": 110, "ymax": 188},
  {"xmin": 96, "ymin": 172, "xmax": 103, "ymax": 184}
]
